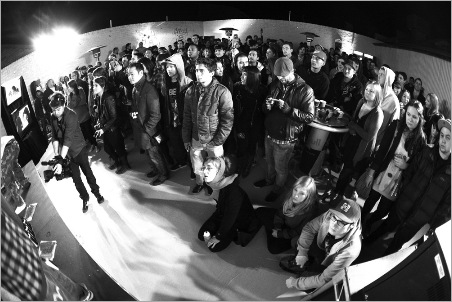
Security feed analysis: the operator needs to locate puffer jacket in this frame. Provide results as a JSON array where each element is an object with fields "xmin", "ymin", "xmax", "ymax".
[
  {"xmin": 182, "ymin": 77, "xmax": 234, "ymax": 146},
  {"xmin": 263, "ymin": 73, "xmax": 315, "ymax": 141},
  {"xmin": 154, "ymin": 53, "xmax": 193, "ymax": 128},
  {"xmin": 294, "ymin": 210, "xmax": 362, "ymax": 290},
  {"xmin": 95, "ymin": 90, "xmax": 117, "ymax": 132},
  {"xmin": 395, "ymin": 144, "xmax": 451, "ymax": 228}
]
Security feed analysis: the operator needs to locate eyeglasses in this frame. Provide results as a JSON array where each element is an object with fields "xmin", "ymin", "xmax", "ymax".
[
  {"xmin": 200, "ymin": 165, "xmax": 214, "ymax": 172},
  {"xmin": 51, "ymin": 106, "xmax": 64, "ymax": 113},
  {"xmin": 330, "ymin": 214, "xmax": 351, "ymax": 228}
]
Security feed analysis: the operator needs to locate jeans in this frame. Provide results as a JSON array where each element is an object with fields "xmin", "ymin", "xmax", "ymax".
[
  {"xmin": 265, "ymin": 137, "xmax": 295, "ymax": 192},
  {"xmin": 190, "ymin": 139, "xmax": 224, "ymax": 185},
  {"xmin": 70, "ymin": 146, "xmax": 100, "ymax": 201},
  {"xmin": 164, "ymin": 125, "xmax": 187, "ymax": 165},
  {"xmin": 103, "ymin": 128, "xmax": 126, "ymax": 162},
  {"xmin": 145, "ymin": 138, "xmax": 169, "ymax": 179}
]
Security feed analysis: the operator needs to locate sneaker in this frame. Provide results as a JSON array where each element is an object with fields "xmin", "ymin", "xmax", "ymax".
[
  {"xmin": 108, "ymin": 162, "xmax": 118, "ymax": 170},
  {"xmin": 82, "ymin": 200, "xmax": 89, "ymax": 213},
  {"xmin": 190, "ymin": 170, "xmax": 196, "ymax": 180},
  {"xmin": 265, "ymin": 191, "xmax": 280, "ymax": 203},
  {"xmin": 279, "ymin": 255, "xmax": 306, "ymax": 274},
  {"xmin": 96, "ymin": 195, "xmax": 105, "ymax": 204},
  {"xmin": 80, "ymin": 283, "xmax": 94, "ymax": 301},
  {"xmin": 170, "ymin": 162, "xmax": 187, "ymax": 171},
  {"xmin": 151, "ymin": 176, "xmax": 167, "ymax": 186},
  {"xmin": 147, "ymin": 170, "xmax": 158, "ymax": 178},
  {"xmin": 254, "ymin": 179, "xmax": 272, "ymax": 188},
  {"xmin": 115, "ymin": 165, "xmax": 128, "ymax": 175},
  {"xmin": 192, "ymin": 184, "xmax": 204, "ymax": 194}
]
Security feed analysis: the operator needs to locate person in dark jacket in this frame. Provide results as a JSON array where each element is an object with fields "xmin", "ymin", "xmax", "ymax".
[
  {"xmin": 198, "ymin": 155, "xmax": 259, "ymax": 252},
  {"xmin": 128, "ymin": 63, "xmax": 168, "ymax": 186},
  {"xmin": 214, "ymin": 59, "xmax": 233, "ymax": 94},
  {"xmin": 407, "ymin": 78, "xmax": 426, "ymax": 107},
  {"xmin": 296, "ymin": 49, "xmax": 330, "ymax": 100},
  {"xmin": 233, "ymin": 66, "xmax": 267, "ymax": 177},
  {"xmin": 362, "ymin": 101, "xmax": 427, "ymax": 236},
  {"xmin": 49, "ymin": 92, "xmax": 104, "ymax": 213},
  {"xmin": 256, "ymin": 176, "xmax": 319, "ymax": 254},
  {"xmin": 92, "ymin": 76, "xmax": 130, "ymax": 175},
  {"xmin": 254, "ymin": 57, "xmax": 315, "ymax": 203},
  {"xmin": 71, "ymin": 70, "xmax": 89, "ymax": 101},
  {"xmin": 182, "ymin": 58, "xmax": 234, "ymax": 194},
  {"xmin": 424, "ymin": 93, "xmax": 443, "ymax": 145},
  {"xmin": 364, "ymin": 118, "xmax": 450, "ymax": 256}
]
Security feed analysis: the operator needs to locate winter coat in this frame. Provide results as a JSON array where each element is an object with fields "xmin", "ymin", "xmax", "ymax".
[
  {"xmin": 370, "ymin": 120, "xmax": 425, "ymax": 174},
  {"xmin": 376, "ymin": 67, "xmax": 400, "ymax": 147},
  {"xmin": 233, "ymin": 83, "xmax": 267, "ymax": 135},
  {"xmin": 182, "ymin": 77, "xmax": 234, "ymax": 146},
  {"xmin": 154, "ymin": 53, "xmax": 193, "ymax": 128},
  {"xmin": 395, "ymin": 144, "xmax": 451, "ymax": 228},
  {"xmin": 264, "ymin": 73, "xmax": 315, "ymax": 141},
  {"xmin": 132, "ymin": 76, "xmax": 161, "ymax": 148},
  {"xmin": 347, "ymin": 99, "xmax": 384, "ymax": 166},
  {"xmin": 212, "ymin": 178, "xmax": 258, "ymax": 240},
  {"xmin": 294, "ymin": 210, "xmax": 362, "ymax": 290},
  {"xmin": 326, "ymin": 73, "xmax": 363, "ymax": 116}
]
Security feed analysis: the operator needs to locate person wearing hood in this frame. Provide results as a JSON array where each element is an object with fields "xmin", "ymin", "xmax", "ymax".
[
  {"xmin": 182, "ymin": 58, "xmax": 234, "ymax": 195},
  {"xmin": 197, "ymin": 156, "xmax": 259, "ymax": 252},
  {"xmin": 375, "ymin": 66, "xmax": 401, "ymax": 148},
  {"xmin": 153, "ymin": 53, "xmax": 193, "ymax": 172},
  {"xmin": 282, "ymin": 198, "xmax": 362, "ymax": 291}
]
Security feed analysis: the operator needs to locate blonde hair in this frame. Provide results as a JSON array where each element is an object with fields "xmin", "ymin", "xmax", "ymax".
[{"xmin": 365, "ymin": 80, "xmax": 383, "ymax": 107}]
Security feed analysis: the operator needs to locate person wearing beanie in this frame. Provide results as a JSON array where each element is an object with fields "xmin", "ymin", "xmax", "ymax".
[
  {"xmin": 281, "ymin": 197, "xmax": 362, "ymax": 291},
  {"xmin": 364, "ymin": 118, "xmax": 450, "ymax": 256},
  {"xmin": 296, "ymin": 49, "xmax": 330, "ymax": 100},
  {"xmin": 254, "ymin": 57, "xmax": 315, "ymax": 203}
]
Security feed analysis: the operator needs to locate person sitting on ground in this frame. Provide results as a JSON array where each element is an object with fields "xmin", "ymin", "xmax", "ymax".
[
  {"xmin": 255, "ymin": 176, "xmax": 319, "ymax": 254},
  {"xmin": 282, "ymin": 198, "xmax": 362, "ymax": 291},
  {"xmin": 198, "ymin": 155, "xmax": 260, "ymax": 253}
]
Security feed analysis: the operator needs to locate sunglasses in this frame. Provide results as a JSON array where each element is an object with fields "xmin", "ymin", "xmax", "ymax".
[{"xmin": 330, "ymin": 214, "xmax": 351, "ymax": 228}]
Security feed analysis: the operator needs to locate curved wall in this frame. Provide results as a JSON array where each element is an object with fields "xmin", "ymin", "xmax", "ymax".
[{"xmin": 1, "ymin": 19, "xmax": 450, "ymax": 108}]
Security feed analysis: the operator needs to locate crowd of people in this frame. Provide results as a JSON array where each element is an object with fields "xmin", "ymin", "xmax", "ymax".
[{"xmin": 19, "ymin": 32, "xmax": 451, "ymax": 295}]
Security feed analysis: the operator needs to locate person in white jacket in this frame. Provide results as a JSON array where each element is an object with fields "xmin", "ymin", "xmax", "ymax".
[{"xmin": 282, "ymin": 198, "xmax": 362, "ymax": 291}]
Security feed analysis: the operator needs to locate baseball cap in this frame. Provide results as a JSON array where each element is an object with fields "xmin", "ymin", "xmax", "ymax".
[
  {"xmin": 156, "ymin": 53, "xmax": 170, "ymax": 62},
  {"xmin": 312, "ymin": 50, "xmax": 327, "ymax": 61},
  {"xmin": 329, "ymin": 198, "xmax": 360, "ymax": 224},
  {"xmin": 438, "ymin": 118, "xmax": 451, "ymax": 131},
  {"xmin": 274, "ymin": 57, "xmax": 293, "ymax": 77},
  {"xmin": 344, "ymin": 58, "xmax": 359, "ymax": 71}
]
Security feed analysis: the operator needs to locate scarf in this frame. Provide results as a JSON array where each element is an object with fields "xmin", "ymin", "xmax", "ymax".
[
  {"xmin": 206, "ymin": 157, "xmax": 238, "ymax": 190},
  {"xmin": 282, "ymin": 197, "xmax": 306, "ymax": 218}
]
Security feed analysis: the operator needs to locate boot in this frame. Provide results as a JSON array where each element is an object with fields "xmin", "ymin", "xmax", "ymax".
[
  {"xmin": 115, "ymin": 156, "xmax": 130, "ymax": 174},
  {"xmin": 108, "ymin": 157, "xmax": 119, "ymax": 170},
  {"xmin": 82, "ymin": 199, "xmax": 89, "ymax": 213}
]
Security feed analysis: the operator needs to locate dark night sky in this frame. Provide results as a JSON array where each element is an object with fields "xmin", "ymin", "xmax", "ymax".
[{"xmin": 1, "ymin": 1, "xmax": 451, "ymax": 46}]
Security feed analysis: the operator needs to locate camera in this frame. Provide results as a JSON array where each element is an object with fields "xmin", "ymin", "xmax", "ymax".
[{"xmin": 41, "ymin": 156, "xmax": 72, "ymax": 182}]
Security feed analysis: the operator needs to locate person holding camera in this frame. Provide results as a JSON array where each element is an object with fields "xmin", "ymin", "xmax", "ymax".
[
  {"xmin": 49, "ymin": 92, "xmax": 104, "ymax": 213},
  {"xmin": 253, "ymin": 57, "xmax": 315, "ymax": 202}
]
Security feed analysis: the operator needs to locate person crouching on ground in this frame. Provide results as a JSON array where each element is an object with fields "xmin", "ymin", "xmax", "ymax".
[
  {"xmin": 198, "ymin": 155, "xmax": 259, "ymax": 252},
  {"xmin": 255, "ymin": 176, "xmax": 320, "ymax": 254},
  {"xmin": 281, "ymin": 198, "xmax": 362, "ymax": 291}
]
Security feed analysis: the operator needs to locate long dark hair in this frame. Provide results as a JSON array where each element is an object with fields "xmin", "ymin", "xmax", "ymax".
[
  {"xmin": 242, "ymin": 66, "xmax": 260, "ymax": 93},
  {"xmin": 67, "ymin": 79, "xmax": 80, "ymax": 96},
  {"xmin": 426, "ymin": 93, "xmax": 439, "ymax": 117},
  {"xmin": 399, "ymin": 100, "xmax": 426, "ymax": 156}
]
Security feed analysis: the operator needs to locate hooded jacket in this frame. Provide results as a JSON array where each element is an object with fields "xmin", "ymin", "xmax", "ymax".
[
  {"xmin": 294, "ymin": 210, "xmax": 362, "ymax": 290},
  {"xmin": 154, "ymin": 53, "xmax": 193, "ymax": 128},
  {"xmin": 376, "ymin": 67, "xmax": 400, "ymax": 147},
  {"xmin": 182, "ymin": 77, "xmax": 234, "ymax": 146}
]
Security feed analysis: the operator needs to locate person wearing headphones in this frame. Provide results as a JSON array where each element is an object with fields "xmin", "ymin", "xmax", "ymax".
[{"xmin": 280, "ymin": 198, "xmax": 362, "ymax": 291}]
